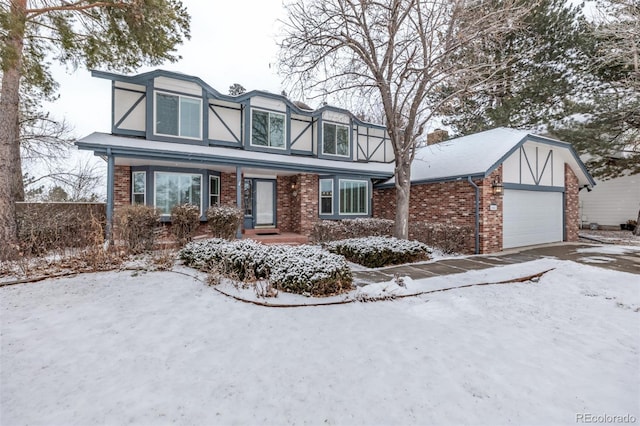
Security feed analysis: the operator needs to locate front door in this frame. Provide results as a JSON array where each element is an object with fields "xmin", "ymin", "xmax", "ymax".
[
  {"xmin": 244, "ymin": 179, "xmax": 276, "ymax": 229},
  {"xmin": 254, "ymin": 180, "xmax": 276, "ymax": 227}
]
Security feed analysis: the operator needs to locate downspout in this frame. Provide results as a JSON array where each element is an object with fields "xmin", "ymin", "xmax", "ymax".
[
  {"xmin": 467, "ymin": 176, "xmax": 480, "ymax": 255},
  {"xmin": 106, "ymin": 148, "xmax": 115, "ymax": 243},
  {"xmin": 236, "ymin": 165, "xmax": 242, "ymax": 239}
]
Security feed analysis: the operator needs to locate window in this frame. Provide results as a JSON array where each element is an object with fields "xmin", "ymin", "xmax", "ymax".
[
  {"xmin": 132, "ymin": 171, "xmax": 146, "ymax": 205},
  {"xmin": 339, "ymin": 180, "xmax": 368, "ymax": 214},
  {"xmin": 155, "ymin": 92, "xmax": 202, "ymax": 139},
  {"xmin": 209, "ymin": 176, "xmax": 220, "ymax": 206},
  {"xmin": 154, "ymin": 172, "xmax": 202, "ymax": 215},
  {"xmin": 319, "ymin": 179, "xmax": 333, "ymax": 215},
  {"xmin": 323, "ymin": 123, "xmax": 349, "ymax": 156},
  {"xmin": 251, "ymin": 109, "xmax": 285, "ymax": 148},
  {"xmin": 243, "ymin": 180, "xmax": 253, "ymax": 216}
]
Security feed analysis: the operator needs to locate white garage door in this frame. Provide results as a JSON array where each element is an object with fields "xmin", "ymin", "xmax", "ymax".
[{"xmin": 503, "ymin": 190, "xmax": 563, "ymax": 249}]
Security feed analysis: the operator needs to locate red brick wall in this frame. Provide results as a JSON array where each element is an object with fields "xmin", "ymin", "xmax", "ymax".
[
  {"xmin": 220, "ymin": 172, "xmax": 239, "ymax": 207},
  {"xmin": 114, "ymin": 165, "xmax": 131, "ymax": 211},
  {"xmin": 297, "ymin": 174, "xmax": 319, "ymax": 235},
  {"xmin": 478, "ymin": 166, "xmax": 503, "ymax": 254},
  {"xmin": 277, "ymin": 175, "xmax": 295, "ymax": 232},
  {"xmin": 373, "ymin": 166, "xmax": 504, "ymax": 254},
  {"xmin": 564, "ymin": 164, "xmax": 579, "ymax": 242}
]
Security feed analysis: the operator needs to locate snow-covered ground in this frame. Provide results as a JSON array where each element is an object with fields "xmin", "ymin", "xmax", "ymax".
[{"xmin": 2, "ymin": 259, "xmax": 638, "ymax": 426}]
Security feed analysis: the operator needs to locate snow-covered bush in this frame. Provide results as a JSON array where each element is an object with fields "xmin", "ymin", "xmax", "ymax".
[
  {"xmin": 325, "ymin": 236, "xmax": 431, "ymax": 268},
  {"xmin": 117, "ymin": 205, "xmax": 160, "ymax": 254},
  {"xmin": 170, "ymin": 204, "xmax": 201, "ymax": 245},
  {"xmin": 311, "ymin": 218, "xmax": 394, "ymax": 243},
  {"xmin": 409, "ymin": 222, "xmax": 472, "ymax": 254},
  {"xmin": 180, "ymin": 239, "xmax": 353, "ymax": 296},
  {"xmin": 206, "ymin": 205, "xmax": 243, "ymax": 240}
]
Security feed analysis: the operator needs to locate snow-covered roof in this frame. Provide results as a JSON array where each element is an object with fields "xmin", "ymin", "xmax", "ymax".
[
  {"xmin": 76, "ymin": 133, "xmax": 394, "ymax": 178},
  {"xmin": 380, "ymin": 127, "xmax": 594, "ymax": 186}
]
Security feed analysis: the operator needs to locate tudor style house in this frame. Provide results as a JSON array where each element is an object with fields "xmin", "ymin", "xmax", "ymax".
[{"xmin": 76, "ymin": 69, "xmax": 395, "ymax": 238}]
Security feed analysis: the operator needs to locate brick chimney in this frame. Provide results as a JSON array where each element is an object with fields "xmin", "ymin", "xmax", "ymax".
[{"xmin": 427, "ymin": 129, "xmax": 449, "ymax": 145}]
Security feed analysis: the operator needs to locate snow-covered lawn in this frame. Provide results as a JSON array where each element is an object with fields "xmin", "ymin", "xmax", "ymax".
[{"xmin": 1, "ymin": 260, "xmax": 638, "ymax": 426}]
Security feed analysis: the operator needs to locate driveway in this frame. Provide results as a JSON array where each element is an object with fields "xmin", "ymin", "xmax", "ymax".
[{"xmin": 354, "ymin": 243, "xmax": 639, "ymax": 284}]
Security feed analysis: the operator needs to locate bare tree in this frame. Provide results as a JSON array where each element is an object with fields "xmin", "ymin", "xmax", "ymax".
[{"xmin": 279, "ymin": 0, "xmax": 533, "ymax": 238}]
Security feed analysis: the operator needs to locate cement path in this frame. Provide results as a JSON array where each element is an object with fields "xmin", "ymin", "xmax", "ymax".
[{"xmin": 353, "ymin": 243, "xmax": 640, "ymax": 285}]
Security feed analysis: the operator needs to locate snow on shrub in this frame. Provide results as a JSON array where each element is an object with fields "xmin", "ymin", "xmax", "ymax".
[
  {"xmin": 325, "ymin": 236, "xmax": 431, "ymax": 268},
  {"xmin": 311, "ymin": 218, "xmax": 394, "ymax": 242},
  {"xmin": 179, "ymin": 239, "xmax": 353, "ymax": 296}
]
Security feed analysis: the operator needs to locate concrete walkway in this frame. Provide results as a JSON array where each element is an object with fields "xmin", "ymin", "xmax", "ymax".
[{"xmin": 353, "ymin": 243, "xmax": 640, "ymax": 284}]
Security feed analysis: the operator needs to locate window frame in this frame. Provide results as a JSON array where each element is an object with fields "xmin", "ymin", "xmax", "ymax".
[
  {"xmin": 319, "ymin": 178, "xmax": 334, "ymax": 215},
  {"xmin": 153, "ymin": 90, "xmax": 203, "ymax": 140},
  {"xmin": 131, "ymin": 171, "xmax": 146, "ymax": 205},
  {"xmin": 209, "ymin": 175, "xmax": 220, "ymax": 207},
  {"xmin": 250, "ymin": 108, "xmax": 287, "ymax": 150},
  {"xmin": 338, "ymin": 179, "xmax": 368, "ymax": 215},
  {"xmin": 153, "ymin": 171, "xmax": 204, "ymax": 217},
  {"xmin": 322, "ymin": 122, "xmax": 350, "ymax": 157}
]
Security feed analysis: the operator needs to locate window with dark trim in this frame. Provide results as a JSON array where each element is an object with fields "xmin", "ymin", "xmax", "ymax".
[
  {"xmin": 319, "ymin": 179, "xmax": 333, "ymax": 215},
  {"xmin": 322, "ymin": 123, "xmax": 349, "ymax": 156},
  {"xmin": 339, "ymin": 179, "xmax": 367, "ymax": 214},
  {"xmin": 132, "ymin": 171, "xmax": 146, "ymax": 205},
  {"xmin": 154, "ymin": 92, "xmax": 202, "ymax": 139},
  {"xmin": 209, "ymin": 176, "xmax": 220, "ymax": 206},
  {"xmin": 154, "ymin": 172, "xmax": 202, "ymax": 215},
  {"xmin": 251, "ymin": 109, "xmax": 285, "ymax": 148}
]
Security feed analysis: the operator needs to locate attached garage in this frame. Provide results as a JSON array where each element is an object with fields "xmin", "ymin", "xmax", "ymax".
[
  {"xmin": 374, "ymin": 127, "xmax": 596, "ymax": 254},
  {"xmin": 503, "ymin": 189, "xmax": 563, "ymax": 249}
]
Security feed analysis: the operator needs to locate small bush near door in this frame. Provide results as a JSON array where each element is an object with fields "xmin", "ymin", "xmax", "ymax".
[{"xmin": 206, "ymin": 205, "xmax": 243, "ymax": 239}]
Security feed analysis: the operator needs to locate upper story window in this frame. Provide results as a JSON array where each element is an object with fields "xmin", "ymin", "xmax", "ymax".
[
  {"xmin": 323, "ymin": 123, "xmax": 350, "ymax": 157},
  {"xmin": 251, "ymin": 109, "xmax": 285, "ymax": 149},
  {"xmin": 155, "ymin": 92, "xmax": 202, "ymax": 139}
]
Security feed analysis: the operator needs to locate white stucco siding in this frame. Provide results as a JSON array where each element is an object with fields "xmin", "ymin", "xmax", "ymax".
[
  {"xmin": 290, "ymin": 118, "xmax": 312, "ymax": 152},
  {"xmin": 580, "ymin": 173, "xmax": 640, "ymax": 227},
  {"xmin": 322, "ymin": 111, "xmax": 350, "ymax": 124},
  {"xmin": 154, "ymin": 76, "xmax": 202, "ymax": 96},
  {"xmin": 113, "ymin": 88, "xmax": 145, "ymax": 132},
  {"xmin": 250, "ymin": 96, "xmax": 286, "ymax": 112},
  {"xmin": 502, "ymin": 142, "xmax": 564, "ymax": 187},
  {"xmin": 208, "ymin": 104, "xmax": 242, "ymax": 143}
]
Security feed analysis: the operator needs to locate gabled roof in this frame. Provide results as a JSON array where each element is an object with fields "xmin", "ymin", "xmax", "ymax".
[{"xmin": 379, "ymin": 127, "xmax": 595, "ymax": 187}]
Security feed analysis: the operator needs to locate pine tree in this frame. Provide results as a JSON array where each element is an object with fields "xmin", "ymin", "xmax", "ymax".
[{"xmin": 0, "ymin": 0, "xmax": 191, "ymax": 259}]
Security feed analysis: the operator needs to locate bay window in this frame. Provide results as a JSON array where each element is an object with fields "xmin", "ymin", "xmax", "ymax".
[
  {"xmin": 319, "ymin": 179, "xmax": 333, "ymax": 215},
  {"xmin": 339, "ymin": 179, "xmax": 368, "ymax": 214},
  {"xmin": 154, "ymin": 172, "xmax": 202, "ymax": 215}
]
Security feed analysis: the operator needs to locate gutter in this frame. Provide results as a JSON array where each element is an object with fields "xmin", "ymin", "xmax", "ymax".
[{"xmin": 467, "ymin": 176, "xmax": 480, "ymax": 255}]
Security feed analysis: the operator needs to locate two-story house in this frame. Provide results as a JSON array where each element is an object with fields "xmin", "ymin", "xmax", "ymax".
[{"xmin": 76, "ymin": 69, "xmax": 395, "ymax": 238}]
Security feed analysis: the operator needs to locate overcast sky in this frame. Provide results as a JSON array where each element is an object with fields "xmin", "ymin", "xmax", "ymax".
[{"xmin": 46, "ymin": 0, "xmax": 287, "ymax": 139}]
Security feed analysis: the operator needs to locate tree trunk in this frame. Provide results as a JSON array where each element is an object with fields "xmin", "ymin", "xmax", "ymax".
[
  {"xmin": 0, "ymin": 0, "xmax": 26, "ymax": 260},
  {"xmin": 393, "ymin": 158, "xmax": 411, "ymax": 239},
  {"xmin": 634, "ymin": 209, "xmax": 640, "ymax": 236},
  {"xmin": 12, "ymin": 119, "xmax": 25, "ymax": 201}
]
